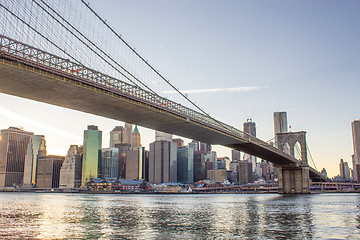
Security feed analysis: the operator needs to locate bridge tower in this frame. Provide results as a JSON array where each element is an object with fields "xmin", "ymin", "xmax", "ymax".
[{"xmin": 276, "ymin": 131, "xmax": 310, "ymax": 194}]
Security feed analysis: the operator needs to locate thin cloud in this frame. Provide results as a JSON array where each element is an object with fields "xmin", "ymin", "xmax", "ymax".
[
  {"xmin": 0, "ymin": 105, "xmax": 81, "ymax": 141},
  {"xmin": 163, "ymin": 86, "xmax": 268, "ymax": 95}
]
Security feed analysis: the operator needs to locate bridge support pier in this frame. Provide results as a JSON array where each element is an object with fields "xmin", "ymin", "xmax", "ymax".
[{"xmin": 277, "ymin": 165, "xmax": 310, "ymax": 194}]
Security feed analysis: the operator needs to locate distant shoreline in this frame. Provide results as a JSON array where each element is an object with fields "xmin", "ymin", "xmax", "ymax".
[{"xmin": 1, "ymin": 188, "xmax": 359, "ymax": 194}]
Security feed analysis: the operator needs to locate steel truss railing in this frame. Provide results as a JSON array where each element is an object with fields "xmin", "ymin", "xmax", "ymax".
[{"xmin": 0, "ymin": 35, "xmax": 251, "ymax": 140}]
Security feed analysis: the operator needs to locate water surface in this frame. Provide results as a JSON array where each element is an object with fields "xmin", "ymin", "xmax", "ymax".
[{"xmin": 0, "ymin": 193, "xmax": 359, "ymax": 239}]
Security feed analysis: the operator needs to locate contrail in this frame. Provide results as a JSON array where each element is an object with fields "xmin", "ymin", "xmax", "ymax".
[
  {"xmin": 0, "ymin": 105, "xmax": 81, "ymax": 141},
  {"xmin": 163, "ymin": 86, "xmax": 268, "ymax": 94}
]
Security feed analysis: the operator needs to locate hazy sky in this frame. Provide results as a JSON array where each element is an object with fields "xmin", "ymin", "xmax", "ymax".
[{"xmin": 1, "ymin": 0, "xmax": 359, "ymax": 177}]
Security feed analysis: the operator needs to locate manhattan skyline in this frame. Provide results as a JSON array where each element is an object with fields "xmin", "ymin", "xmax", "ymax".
[{"xmin": 1, "ymin": 0, "xmax": 360, "ymax": 177}]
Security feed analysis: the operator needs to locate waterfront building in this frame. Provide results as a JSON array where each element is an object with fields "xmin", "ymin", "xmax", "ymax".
[
  {"xmin": 110, "ymin": 126, "xmax": 125, "ymax": 148},
  {"xmin": 81, "ymin": 125, "xmax": 102, "ymax": 187},
  {"xmin": 177, "ymin": 146, "xmax": 194, "ymax": 184},
  {"xmin": 131, "ymin": 125, "xmax": 141, "ymax": 148},
  {"xmin": 36, "ymin": 155, "xmax": 65, "ymax": 188},
  {"xmin": 351, "ymin": 120, "xmax": 360, "ymax": 182},
  {"xmin": 100, "ymin": 148, "xmax": 119, "ymax": 178},
  {"xmin": 0, "ymin": 127, "xmax": 33, "ymax": 187},
  {"xmin": 207, "ymin": 169, "xmax": 227, "ymax": 183},
  {"xmin": 238, "ymin": 160, "xmax": 253, "ymax": 184},
  {"xmin": 23, "ymin": 135, "xmax": 46, "ymax": 187},
  {"xmin": 193, "ymin": 150, "xmax": 206, "ymax": 182},
  {"xmin": 173, "ymin": 138, "xmax": 184, "ymax": 148},
  {"xmin": 124, "ymin": 123, "xmax": 133, "ymax": 146},
  {"xmin": 59, "ymin": 145, "xmax": 83, "ymax": 188},
  {"xmin": 149, "ymin": 138, "xmax": 177, "ymax": 184},
  {"xmin": 126, "ymin": 147, "xmax": 145, "ymax": 180}
]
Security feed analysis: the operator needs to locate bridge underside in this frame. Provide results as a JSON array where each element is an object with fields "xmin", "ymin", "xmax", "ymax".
[
  {"xmin": 0, "ymin": 58, "xmax": 244, "ymax": 145},
  {"xmin": 0, "ymin": 57, "xmax": 325, "ymax": 182}
]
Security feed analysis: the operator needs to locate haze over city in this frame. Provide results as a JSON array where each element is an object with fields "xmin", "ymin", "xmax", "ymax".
[{"xmin": 1, "ymin": 0, "xmax": 360, "ymax": 178}]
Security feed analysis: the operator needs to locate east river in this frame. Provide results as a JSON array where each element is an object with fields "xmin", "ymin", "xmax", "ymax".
[{"xmin": 0, "ymin": 193, "xmax": 359, "ymax": 239}]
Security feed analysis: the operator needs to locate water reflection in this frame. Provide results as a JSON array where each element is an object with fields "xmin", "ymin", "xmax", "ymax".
[{"xmin": 0, "ymin": 193, "xmax": 359, "ymax": 239}]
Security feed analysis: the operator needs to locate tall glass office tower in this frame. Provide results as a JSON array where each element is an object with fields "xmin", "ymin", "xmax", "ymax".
[{"xmin": 81, "ymin": 125, "xmax": 102, "ymax": 187}]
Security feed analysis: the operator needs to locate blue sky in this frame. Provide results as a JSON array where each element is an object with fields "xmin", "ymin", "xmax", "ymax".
[{"xmin": 1, "ymin": 0, "xmax": 359, "ymax": 177}]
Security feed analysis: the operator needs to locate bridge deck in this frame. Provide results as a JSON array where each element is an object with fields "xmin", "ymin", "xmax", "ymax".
[{"xmin": 0, "ymin": 36, "xmax": 325, "ymax": 181}]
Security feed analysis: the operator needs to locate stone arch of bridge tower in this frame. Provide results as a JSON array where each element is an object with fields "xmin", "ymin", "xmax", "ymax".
[{"xmin": 276, "ymin": 131, "xmax": 308, "ymax": 164}]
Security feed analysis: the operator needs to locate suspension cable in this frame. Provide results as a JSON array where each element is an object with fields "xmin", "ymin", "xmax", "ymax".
[
  {"xmin": 306, "ymin": 142, "xmax": 318, "ymax": 171},
  {"xmin": 33, "ymin": 0, "xmax": 155, "ymax": 94},
  {"xmin": 0, "ymin": 2, "xmax": 82, "ymax": 66},
  {"xmin": 80, "ymin": 0, "xmax": 233, "ymax": 130}
]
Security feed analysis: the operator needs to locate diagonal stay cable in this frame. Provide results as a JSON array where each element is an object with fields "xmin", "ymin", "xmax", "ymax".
[
  {"xmin": 33, "ymin": 0, "xmax": 155, "ymax": 94},
  {"xmin": 0, "ymin": 2, "xmax": 83, "ymax": 66},
  {"xmin": 306, "ymin": 142, "xmax": 318, "ymax": 171},
  {"xmin": 80, "ymin": 0, "xmax": 238, "ymax": 134}
]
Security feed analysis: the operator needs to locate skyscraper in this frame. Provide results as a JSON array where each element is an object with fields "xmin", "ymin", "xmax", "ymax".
[
  {"xmin": 36, "ymin": 155, "xmax": 64, "ymax": 188},
  {"xmin": 231, "ymin": 149, "xmax": 241, "ymax": 161},
  {"xmin": 189, "ymin": 141, "xmax": 211, "ymax": 153},
  {"xmin": 243, "ymin": 119, "xmax": 256, "ymax": 137},
  {"xmin": 193, "ymin": 150, "xmax": 206, "ymax": 182},
  {"xmin": 131, "ymin": 125, "xmax": 141, "ymax": 148},
  {"xmin": 116, "ymin": 143, "xmax": 131, "ymax": 179},
  {"xmin": 339, "ymin": 159, "xmax": 351, "ymax": 182},
  {"xmin": 229, "ymin": 160, "xmax": 239, "ymax": 183},
  {"xmin": 126, "ymin": 147, "xmax": 145, "ymax": 180},
  {"xmin": 320, "ymin": 168, "xmax": 327, "ymax": 178},
  {"xmin": 0, "ymin": 127, "xmax": 33, "ymax": 187},
  {"xmin": 100, "ymin": 148, "xmax": 119, "ymax": 178},
  {"xmin": 173, "ymin": 138, "xmax": 184, "ymax": 148},
  {"xmin": 188, "ymin": 141, "xmax": 200, "ymax": 152},
  {"xmin": 59, "ymin": 145, "xmax": 83, "ymax": 188},
  {"xmin": 351, "ymin": 120, "xmax": 360, "ymax": 182},
  {"xmin": 155, "ymin": 130, "xmax": 172, "ymax": 142},
  {"xmin": 23, "ymin": 135, "xmax": 46, "ymax": 187},
  {"xmin": 110, "ymin": 126, "xmax": 125, "ymax": 148},
  {"xmin": 238, "ymin": 160, "xmax": 253, "ymax": 184},
  {"xmin": 149, "ymin": 138, "xmax": 177, "ymax": 184},
  {"xmin": 124, "ymin": 123, "xmax": 133, "ymax": 145},
  {"xmin": 339, "ymin": 159, "xmax": 345, "ymax": 180},
  {"xmin": 177, "ymin": 146, "xmax": 194, "ymax": 184},
  {"xmin": 81, "ymin": 125, "xmax": 102, "ymax": 187},
  {"xmin": 352, "ymin": 155, "xmax": 357, "ymax": 182},
  {"xmin": 205, "ymin": 151, "xmax": 217, "ymax": 178},
  {"xmin": 243, "ymin": 119, "xmax": 257, "ymax": 172}
]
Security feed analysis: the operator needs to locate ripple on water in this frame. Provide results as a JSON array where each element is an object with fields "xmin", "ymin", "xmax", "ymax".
[{"xmin": 0, "ymin": 193, "xmax": 359, "ymax": 239}]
